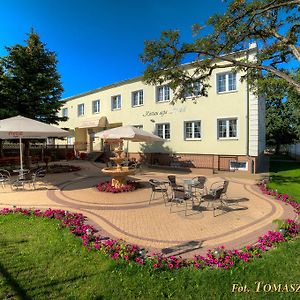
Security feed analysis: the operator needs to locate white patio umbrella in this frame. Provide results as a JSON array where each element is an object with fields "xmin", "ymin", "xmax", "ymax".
[
  {"xmin": 94, "ymin": 125, "xmax": 164, "ymax": 158},
  {"xmin": 94, "ymin": 125, "xmax": 164, "ymax": 142},
  {"xmin": 0, "ymin": 115, "xmax": 70, "ymax": 174}
]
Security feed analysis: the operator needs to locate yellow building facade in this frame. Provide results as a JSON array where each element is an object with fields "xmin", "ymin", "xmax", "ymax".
[{"xmin": 58, "ymin": 44, "xmax": 265, "ymax": 173}]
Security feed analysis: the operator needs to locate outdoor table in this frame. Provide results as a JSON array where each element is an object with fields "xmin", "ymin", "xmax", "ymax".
[
  {"xmin": 13, "ymin": 169, "xmax": 29, "ymax": 179},
  {"xmin": 183, "ymin": 179, "xmax": 200, "ymax": 198}
]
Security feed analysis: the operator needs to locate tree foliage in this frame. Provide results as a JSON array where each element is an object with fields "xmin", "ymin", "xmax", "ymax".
[
  {"xmin": 263, "ymin": 73, "xmax": 300, "ymax": 152},
  {"xmin": 0, "ymin": 30, "xmax": 66, "ymax": 160},
  {"xmin": 141, "ymin": 0, "xmax": 300, "ymax": 102},
  {"xmin": 0, "ymin": 30, "xmax": 66, "ymax": 124}
]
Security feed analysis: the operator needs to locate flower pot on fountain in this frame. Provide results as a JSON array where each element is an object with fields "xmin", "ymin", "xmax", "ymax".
[{"xmin": 101, "ymin": 144, "xmax": 136, "ymax": 188}]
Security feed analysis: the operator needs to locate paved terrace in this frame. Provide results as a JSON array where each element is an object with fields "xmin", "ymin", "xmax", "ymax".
[{"xmin": 0, "ymin": 161, "xmax": 296, "ymax": 258}]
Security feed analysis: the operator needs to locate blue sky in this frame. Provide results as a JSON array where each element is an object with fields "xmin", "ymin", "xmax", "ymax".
[{"xmin": 0, "ymin": 0, "xmax": 226, "ymax": 98}]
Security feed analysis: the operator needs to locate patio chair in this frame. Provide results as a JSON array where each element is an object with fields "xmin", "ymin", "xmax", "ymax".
[
  {"xmin": 209, "ymin": 180, "xmax": 229, "ymax": 201},
  {"xmin": 32, "ymin": 168, "xmax": 47, "ymax": 189},
  {"xmin": 169, "ymin": 188, "xmax": 194, "ymax": 216},
  {"xmin": 200, "ymin": 181, "xmax": 230, "ymax": 216},
  {"xmin": 191, "ymin": 176, "xmax": 207, "ymax": 198},
  {"xmin": 149, "ymin": 179, "xmax": 169, "ymax": 205},
  {"xmin": 11, "ymin": 171, "xmax": 35, "ymax": 190},
  {"xmin": 0, "ymin": 169, "xmax": 11, "ymax": 188},
  {"xmin": 167, "ymin": 175, "xmax": 184, "ymax": 191}
]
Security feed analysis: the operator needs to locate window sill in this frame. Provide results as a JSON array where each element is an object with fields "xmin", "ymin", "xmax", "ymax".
[
  {"xmin": 218, "ymin": 137, "xmax": 239, "ymax": 141},
  {"xmin": 156, "ymin": 100, "xmax": 170, "ymax": 103},
  {"xmin": 185, "ymin": 138, "xmax": 202, "ymax": 141},
  {"xmin": 111, "ymin": 108, "xmax": 121, "ymax": 111},
  {"xmin": 132, "ymin": 104, "xmax": 144, "ymax": 108},
  {"xmin": 92, "ymin": 112, "xmax": 100, "ymax": 114},
  {"xmin": 216, "ymin": 90, "xmax": 238, "ymax": 95}
]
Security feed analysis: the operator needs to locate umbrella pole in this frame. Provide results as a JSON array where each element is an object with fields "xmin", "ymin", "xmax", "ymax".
[
  {"xmin": 19, "ymin": 137, "xmax": 23, "ymax": 176},
  {"xmin": 126, "ymin": 140, "xmax": 129, "ymax": 158}
]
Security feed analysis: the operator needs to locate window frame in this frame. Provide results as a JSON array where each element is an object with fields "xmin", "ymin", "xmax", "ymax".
[
  {"xmin": 184, "ymin": 120, "xmax": 201, "ymax": 140},
  {"xmin": 184, "ymin": 81, "xmax": 202, "ymax": 98},
  {"xmin": 77, "ymin": 103, "xmax": 85, "ymax": 117},
  {"xmin": 217, "ymin": 118, "xmax": 238, "ymax": 139},
  {"xmin": 156, "ymin": 123, "xmax": 170, "ymax": 140},
  {"xmin": 156, "ymin": 85, "xmax": 171, "ymax": 103},
  {"xmin": 230, "ymin": 161, "xmax": 248, "ymax": 171},
  {"xmin": 216, "ymin": 72, "xmax": 237, "ymax": 94},
  {"xmin": 92, "ymin": 99, "xmax": 100, "ymax": 114},
  {"xmin": 62, "ymin": 107, "xmax": 68, "ymax": 117},
  {"xmin": 111, "ymin": 95, "xmax": 121, "ymax": 111},
  {"xmin": 132, "ymin": 90, "xmax": 144, "ymax": 107}
]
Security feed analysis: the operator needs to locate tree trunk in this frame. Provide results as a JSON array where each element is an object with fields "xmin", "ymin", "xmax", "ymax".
[
  {"xmin": 275, "ymin": 143, "xmax": 281, "ymax": 154},
  {"xmin": 24, "ymin": 140, "xmax": 30, "ymax": 168}
]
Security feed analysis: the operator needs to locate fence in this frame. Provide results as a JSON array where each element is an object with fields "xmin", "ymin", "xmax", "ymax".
[
  {"xmin": 288, "ymin": 143, "xmax": 300, "ymax": 160},
  {"xmin": 2, "ymin": 143, "xmax": 75, "ymax": 161}
]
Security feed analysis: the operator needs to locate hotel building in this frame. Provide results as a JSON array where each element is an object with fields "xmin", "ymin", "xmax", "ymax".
[{"xmin": 58, "ymin": 43, "xmax": 265, "ymax": 173}]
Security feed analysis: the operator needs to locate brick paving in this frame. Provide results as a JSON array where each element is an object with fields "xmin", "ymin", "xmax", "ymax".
[{"xmin": 0, "ymin": 160, "xmax": 297, "ymax": 258}]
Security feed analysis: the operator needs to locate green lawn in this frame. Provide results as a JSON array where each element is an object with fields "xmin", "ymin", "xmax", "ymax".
[
  {"xmin": 268, "ymin": 156, "xmax": 300, "ymax": 203},
  {"xmin": 0, "ymin": 214, "xmax": 300, "ymax": 299}
]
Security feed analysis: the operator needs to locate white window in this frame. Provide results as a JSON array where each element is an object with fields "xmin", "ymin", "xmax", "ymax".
[
  {"xmin": 77, "ymin": 103, "xmax": 84, "ymax": 116},
  {"xmin": 156, "ymin": 85, "xmax": 170, "ymax": 102},
  {"xmin": 230, "ymin": 161, "xmax": 248, "ymax": 171},
  {"xmin": 218, "ymin": 118, "xmax": 237, "ymax": 139},
  {"xmin": 67, "ymin": 137, "xmax": 74, "ymax": 145},
  {"xmin": 156, "ymin": 123, "xmax": 170, "ymax": 139},
  {"xmin": 62, "ymin": 107, "xmax": 68, "ymax": 117},
  {"xmin": 216, "ymin": 72, "xmax": 237, "ymax": 93},
  {"xmin": 184, "ymin": 81, "xmax": 202, "ymax": 98},
  {"xmin": 184, "ymin": 121, "xmax": 201, "ymax": 140},
  {"xmin": 111, "ymin": 95, "xmax": 121, "ymax": 110},
  {"xmin": 132, "ymin": 90, "xmax": 144, "ymax": 107},
  {"xmin": 92, "ymin": 100, "xmax": 100, "ymax": 114}
]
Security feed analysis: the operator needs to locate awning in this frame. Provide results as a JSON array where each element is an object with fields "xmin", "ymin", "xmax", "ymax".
[{"xmin": 78, "ymin": 117, "xmax": 108, "ymax": 128}]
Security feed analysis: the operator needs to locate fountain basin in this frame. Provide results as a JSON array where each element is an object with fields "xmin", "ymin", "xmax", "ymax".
[{"xmin": 102, "ymin": 166, "xmax": 136, "ymax": 188}]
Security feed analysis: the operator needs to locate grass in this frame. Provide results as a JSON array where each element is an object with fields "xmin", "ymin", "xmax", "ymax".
[
  {"xmin": 268, "ymin": 155, "xmax": 300, "ymax": 203},
  {"xmin": 0, "ymin": 213, "xmax": 300, "ymax": 299}
]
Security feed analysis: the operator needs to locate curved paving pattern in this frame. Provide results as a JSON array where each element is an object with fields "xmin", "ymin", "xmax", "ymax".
[{"xmin": 0, "ymin": 161, "xmax": 297, "ymax": 257}]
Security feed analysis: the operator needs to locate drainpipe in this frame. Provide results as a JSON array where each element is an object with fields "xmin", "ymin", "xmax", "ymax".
[{"xmin": 246, "ymin": 48, "xmax": 251, "ymax": 172}]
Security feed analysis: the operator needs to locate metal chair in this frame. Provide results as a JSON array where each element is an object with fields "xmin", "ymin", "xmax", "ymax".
[
  {"xmin": 0, "ymin": 169, "xmax": 11, "ymax": 188},
  {"xmin": 149, "ymin": 179, "xmax": 169, "ymax": 205},
  {"xmin": 167, "ymin": 175, "xmax": 184, "ymax": 190},
  {"xmin": 32, "ymin": 168, "xmax": 47, "ymax": 189},
  {"xmin": 201, "ymin": 181, "xmax": 230, "ymax": 216},
  {"xmin": 209, "ymin": 180, "xmax": 229, "ymax": 200},
  {"xmin": 169, "ymin": 188, "xmax": 194, "ymax": 216},
  {"xmin": 11, "ymin": 171, "xmax": 35, "ymax": 190},
  {"xmin": 191, "ymin": 176, "xmax": 207, "ymax": 198}
]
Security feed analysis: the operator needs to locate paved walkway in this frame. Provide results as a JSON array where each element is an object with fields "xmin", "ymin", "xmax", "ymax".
[{"xmin": 0, "ymin": 161, "xmax": 296, "ymax": 258}]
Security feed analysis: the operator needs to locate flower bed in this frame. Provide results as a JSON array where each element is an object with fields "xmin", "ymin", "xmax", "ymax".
[
  {"xmin": 96, "ymin": 180, "xmax": 137, "ymax": 193},
  {"xmin": 258, "ymin": 180, "xmax": 300, "ymax": 215}
]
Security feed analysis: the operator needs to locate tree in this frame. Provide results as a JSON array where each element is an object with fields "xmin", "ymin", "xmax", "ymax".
[
  {"xmin": 0, "ymin": 30, "xmax": 67, "ymax": 160},
  {"xmin": 141, "ymin": 0, "xmax": 300, "ymax": 101},
  {"xmin": 263, "ymin": 74, "xmax": 300, "ymax": 153}
]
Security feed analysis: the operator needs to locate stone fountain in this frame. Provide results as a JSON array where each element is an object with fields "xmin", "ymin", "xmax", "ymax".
[{"xmin": 101, "ymin": 143, "xmax": 136, "ymax": 188}]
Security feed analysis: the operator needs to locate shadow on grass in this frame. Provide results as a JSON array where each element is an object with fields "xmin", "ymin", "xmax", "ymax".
[
  {"xmin": 269, "ymin": 161, "xmax": 300, "ymax": 173},
  {"xmin": 270, "ymin": 175, "xmax": 300, "ymax": 184},
  {"xmin": 0, "ymin": 262, "xmax": 31, "ymax": 300}
]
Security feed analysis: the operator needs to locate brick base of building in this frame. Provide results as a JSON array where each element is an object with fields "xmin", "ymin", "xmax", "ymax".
[{"xmin": 129, "ymin": 152, "xmax": 266, "ymax": 174}]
